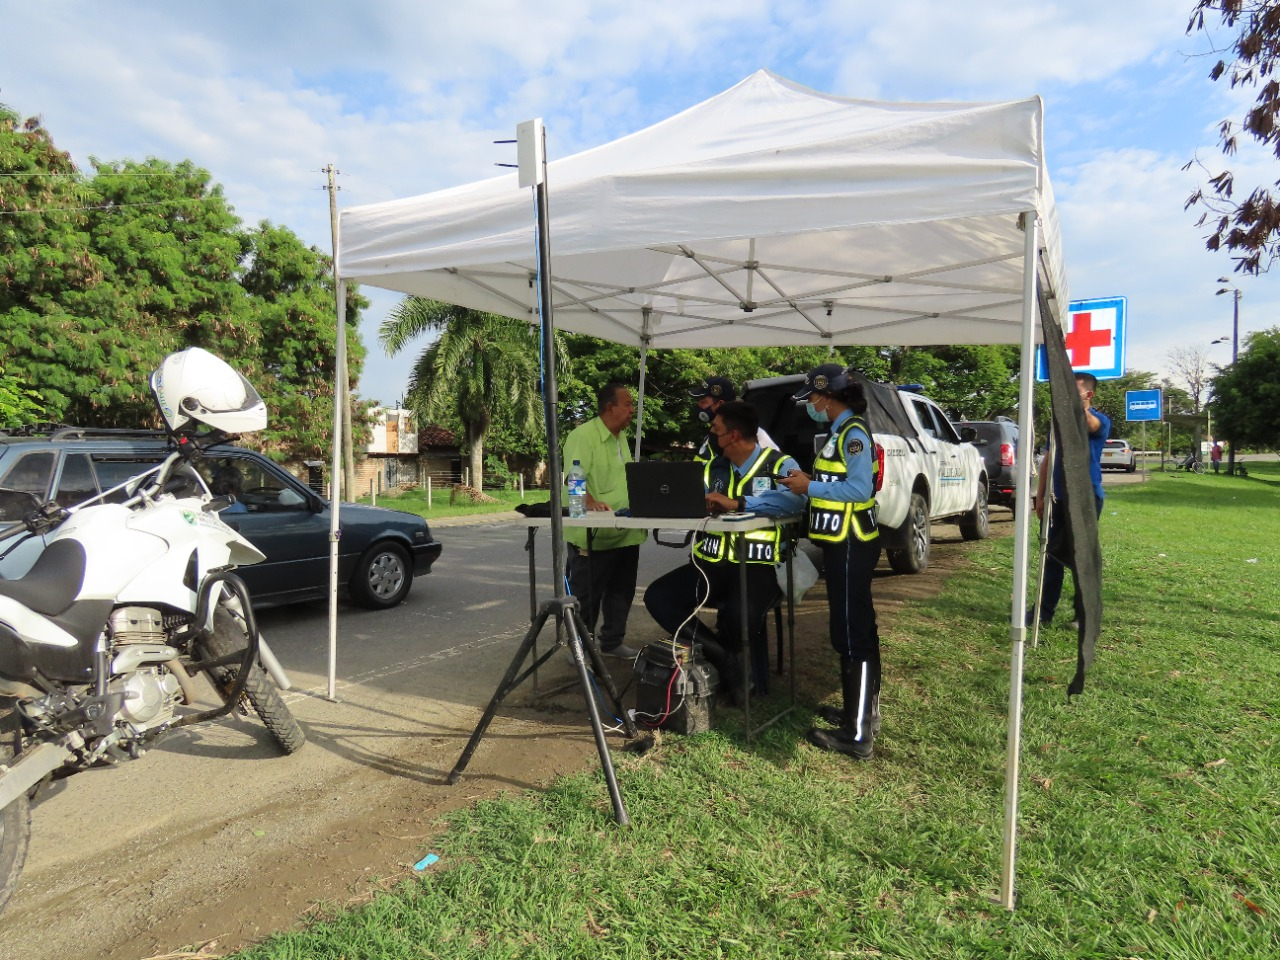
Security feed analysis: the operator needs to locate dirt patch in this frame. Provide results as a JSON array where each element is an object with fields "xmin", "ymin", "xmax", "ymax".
[{"xmin": 1, "ymin": 513, "xmax": 1012, "ymax": 960}]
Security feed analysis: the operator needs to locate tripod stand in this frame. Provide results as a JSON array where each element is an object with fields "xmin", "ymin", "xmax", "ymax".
[
  {"xmin": 447, "ymin": 591, "xmax": 639, "ymax": 825},
  {"xmin": 449, "ymin": 120, "xmax": 640, "ymax": 826}
]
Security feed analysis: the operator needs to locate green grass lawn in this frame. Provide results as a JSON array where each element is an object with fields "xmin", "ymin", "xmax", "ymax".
[
  {"xmin": 238, "ymin": 468, "xmax": 1280, "ymax": 959},
  {"xmin": 357, "ymin": 486, "xmax": 550, "ymax": 519}
]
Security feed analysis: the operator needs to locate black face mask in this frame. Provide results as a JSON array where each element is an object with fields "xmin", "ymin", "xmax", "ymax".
[{"xmin": 697, "ymin": 407, "xmax": 713, "ymax": 425}]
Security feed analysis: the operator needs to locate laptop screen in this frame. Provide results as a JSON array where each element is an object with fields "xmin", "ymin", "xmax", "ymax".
[{"xmin": 625, "ymin": 461, "xmax": 707, "ymax": 518}]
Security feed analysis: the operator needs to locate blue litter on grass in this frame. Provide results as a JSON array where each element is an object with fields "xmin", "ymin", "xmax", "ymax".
[{"xmin": 414, "ymin": 853, "xmax": 440, "ymax": 871}]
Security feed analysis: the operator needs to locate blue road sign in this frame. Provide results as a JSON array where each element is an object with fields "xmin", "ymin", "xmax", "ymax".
[{"xmin": 1125, "ymin": 389, "xmax": 1162, "ymax": 422}]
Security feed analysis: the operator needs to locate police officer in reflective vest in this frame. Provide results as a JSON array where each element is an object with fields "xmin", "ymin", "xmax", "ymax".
[
  {"xmin": 778, "ymin": 364, "xmax": 882, "ymax": 759},
  {"xmin": 644, "ymin": 401, "xmax": 806, "ymax": 701},
  {"xmin": 689, "ymin": 376, "xmax": 779, "ymax": 463}
]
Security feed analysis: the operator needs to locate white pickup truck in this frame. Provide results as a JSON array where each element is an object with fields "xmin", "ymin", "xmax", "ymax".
[{"xmin": 743, "ymin": 374, "xmax": 989, "ymax": 573}]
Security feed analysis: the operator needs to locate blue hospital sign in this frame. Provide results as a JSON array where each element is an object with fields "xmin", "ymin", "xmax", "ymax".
[
  {"xmin": 1036, "ymin": 297, "xmax": 1128, "ymax": 381},
  {"xmin": 1126, "ymin": 389, "xmax": 1162, "ymax": 422}
]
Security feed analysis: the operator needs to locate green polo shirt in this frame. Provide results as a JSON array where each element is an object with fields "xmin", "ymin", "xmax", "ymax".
[{"xmin": 561, "ymin": 416, "xmax": 646, "ymax": 552}]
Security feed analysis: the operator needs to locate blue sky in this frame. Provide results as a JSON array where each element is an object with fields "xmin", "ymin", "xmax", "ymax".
[{"xmin": 3, "ymin": 0, "xmax": 1269, "ymax": 404}]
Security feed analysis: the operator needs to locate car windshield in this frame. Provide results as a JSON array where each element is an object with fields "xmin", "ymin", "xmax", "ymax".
[{"xmin": 1104, "ymin": 441, "xmax": 1127, "ymax": 449}]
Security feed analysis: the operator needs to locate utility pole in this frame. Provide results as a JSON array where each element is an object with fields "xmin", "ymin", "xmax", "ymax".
[
  {"xmin": 327, "ymin": 163, "xmax": 356, "ymax": 499},
  {"xmin": 1215, "ymin": 278, "xmax": 1241, "ymax": 475}
]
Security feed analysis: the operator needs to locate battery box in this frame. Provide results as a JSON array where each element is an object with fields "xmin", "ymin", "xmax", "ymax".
[{"xmin": 633, "ymin": 640, "xmax": 720, "ymax": 735}]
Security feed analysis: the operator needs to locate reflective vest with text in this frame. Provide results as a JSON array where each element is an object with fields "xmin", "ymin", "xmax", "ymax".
[
  {"xmin": 693, "ymin": 448, "xmax": 788, "ymax": 565},
  {"xmin": 808, "ymin": 416, "xmax": 879, "ymax": 544}
]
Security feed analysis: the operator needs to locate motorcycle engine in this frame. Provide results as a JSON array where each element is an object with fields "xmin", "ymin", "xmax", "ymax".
[{"xmin": 107, "ymin": 606, "xmax": 185, "ymax": 734}]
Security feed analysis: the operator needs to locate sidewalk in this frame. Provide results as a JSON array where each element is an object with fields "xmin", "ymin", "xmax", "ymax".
[{"xmin": 424, "ymin": 510, "xmax": 526, "ymax": 528}]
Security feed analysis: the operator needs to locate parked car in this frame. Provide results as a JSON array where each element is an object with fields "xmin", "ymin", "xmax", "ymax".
[
  {"xmin": 1100, "ymin": 438, "xmax": 1137, "ymax": 473},
  {"xmin": 743, "ymin": 374, "xmax": 988, "ymax": 574},
  {"xmin": 953, "ymin": 417, "xmax": 1020, "ymax": 508},
  {"xmin": 0, "ymin": 427, "xmax": 442, "ymax": 609}
]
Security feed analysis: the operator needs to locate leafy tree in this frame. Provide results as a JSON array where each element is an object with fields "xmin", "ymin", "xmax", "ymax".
[
  {"xmin": 1185, "ymin": 0, "xmax": 1280, "ymax": 272},
  {"xmin": 0, "ymin": 104, "xmax": 121, "ymax": 422},
  {"xmin": 380, "ymin": 299, "xmax": 548, "ymax": 489},
  {"xmin": 1, "ymin": 105, "xmax": 363, "ymax": 457},
  {"xmin": 1211, "ymin": 326, "xmax": 1280, "ymax": 448},
  {"xmin": 240, "ymin": 221, "xmax": 368, "ymax": 458},
  {"xmin": 883, "ymin": 345, "xmax": 1021, "ymax": 420},
  {"xmin": 0, "ymin": 364, "xmax": 45, "ymax": 427}
]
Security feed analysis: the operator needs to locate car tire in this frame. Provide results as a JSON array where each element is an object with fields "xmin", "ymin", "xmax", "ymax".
[
  {"xmin": 887, "ymin": 492, "xmax": 930, "ymax": 574},
  {"xmin": 1126, "ymin": 462, "xmax": 1136, "ymax": 473},
  {"xmin": 959, "ymin": 482, "xmax": 989, "ymax": 541},
  {"xmin": 351, "ymin": 542, "xmax": 413, "ymax": 609}
]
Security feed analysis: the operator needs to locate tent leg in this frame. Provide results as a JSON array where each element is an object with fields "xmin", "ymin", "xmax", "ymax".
[
  {"xmin": 1001, "ymin": 210, "xmax": 1040, "ymax": 910},
  {"xmin": 633, "ymin": 311, "xmax": 651, "ymax": 461},
  {"xmin": 326, "ymin": 279, "xmax": 347, "ymax": 703}
]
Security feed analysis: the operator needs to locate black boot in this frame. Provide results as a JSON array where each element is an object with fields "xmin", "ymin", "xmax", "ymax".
[
  {"xmin": 815, "ymin": 658, "xmax": 880, "ymax": 735},
  {"xmin": 808, "ymin": 658, "xmax": 876, "ymax": 760}
]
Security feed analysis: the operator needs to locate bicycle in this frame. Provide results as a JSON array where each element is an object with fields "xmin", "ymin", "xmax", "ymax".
[{"xmin": 1162, "ymin": 456, "xmax": 1205, "ymax": 474}]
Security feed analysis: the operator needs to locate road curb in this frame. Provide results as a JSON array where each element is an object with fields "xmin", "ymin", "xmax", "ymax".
[{"xmin": 427, "ymin": 511, "xmax": 527, "ymax": 528}]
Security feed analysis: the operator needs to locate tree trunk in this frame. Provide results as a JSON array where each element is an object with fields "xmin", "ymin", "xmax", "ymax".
[{"xmin": 468, "ymin": 424, "xmax": 485, "ymax": 491}]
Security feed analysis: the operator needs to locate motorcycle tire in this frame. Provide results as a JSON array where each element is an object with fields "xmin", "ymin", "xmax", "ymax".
[
  {"xmin": 200, "ymin": 608, "xmax": 306, "ymax": 756},
  {"xmin": 0, "ymin": 702, "xmax": 32, "ymax": 916}
]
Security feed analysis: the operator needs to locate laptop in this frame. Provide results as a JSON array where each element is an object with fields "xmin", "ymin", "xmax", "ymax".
[{"xmin": 625, "ymin": 461, "xmax": 707, "ymax": 519}]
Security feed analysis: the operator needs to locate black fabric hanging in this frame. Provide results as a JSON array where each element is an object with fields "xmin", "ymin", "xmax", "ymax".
[{"xmin": 1039, "ymin": 305, "xmax": 1104, "ymax": 696}]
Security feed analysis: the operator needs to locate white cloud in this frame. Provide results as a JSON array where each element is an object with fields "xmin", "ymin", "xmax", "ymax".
[{"xmin": 824, "ymin": 0, "xmax": 1187, "ymax": 99}]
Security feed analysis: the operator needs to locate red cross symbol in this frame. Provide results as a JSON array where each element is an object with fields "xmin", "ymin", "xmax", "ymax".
[{"xmin": 1064, "ymin": 311, "xmax": 1112, "ymax": 367}]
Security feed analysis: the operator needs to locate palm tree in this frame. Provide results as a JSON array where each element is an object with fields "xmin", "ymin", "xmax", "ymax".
[{"xmin": 380, "ymin": 299, "xmax": 553, "ymax": 490}]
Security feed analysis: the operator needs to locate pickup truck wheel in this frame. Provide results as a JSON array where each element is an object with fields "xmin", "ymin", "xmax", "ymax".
[
  {"xmin": 887, "ymin": 492, "xmax": 930, "ymax": 574},
  {"xmin": 959, "ymin": 482, "xmax": 990, "ymax": 541}
]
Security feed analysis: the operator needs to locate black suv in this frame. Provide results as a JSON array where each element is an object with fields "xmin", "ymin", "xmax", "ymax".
[
  {"xmin": 0, "ymin": 427, "xmax": 442, "ymax": 609},
  {"xmin": 952, "ymin": 418, "xmax": 1020, "ymax": 508}
]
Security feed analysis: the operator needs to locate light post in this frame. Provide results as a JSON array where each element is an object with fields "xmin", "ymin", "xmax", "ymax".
[{"xmin": 1215, "ymin": 278, "xmax": 1241, "ymax": 474}]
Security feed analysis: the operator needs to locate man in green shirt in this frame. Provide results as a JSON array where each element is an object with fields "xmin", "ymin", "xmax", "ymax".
[{"xmin": 563, "ymin": 382, "xmax": 646, "ymax": 659}]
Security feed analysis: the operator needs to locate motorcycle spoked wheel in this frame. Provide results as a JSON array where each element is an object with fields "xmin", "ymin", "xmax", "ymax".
[
  {"xmin": 0, "ymin": 702, "xmax": 32, "ymax": 916},
  {"xmin": 198, "ymin": 607, "xmax": 306, "ymax": 755}
]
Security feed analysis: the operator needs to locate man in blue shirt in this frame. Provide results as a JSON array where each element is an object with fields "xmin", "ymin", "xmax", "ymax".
[
  {"xmin": 1032, "ymin": 371, "xmax": 1110, "ymax": 627},
  {"xmin": 644, "ymin": 402, "xmax": 806, "ymax": 701}
]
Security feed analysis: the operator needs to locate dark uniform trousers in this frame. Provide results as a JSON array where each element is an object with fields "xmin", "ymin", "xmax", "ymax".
[
  {"xmin": 1038, "ymin": 494, "xmax": 1104, "ymax": 624},
  {"xmin": 822, "ymin": 536, "xmax": 882, "ymax": 666},
  {"xmin": 567, "ymin": 543, "xmax": 640, "ymax": 653},
  {"xmin": 643, "ymin": 558, "xmax": 779, "ymax": 693}
]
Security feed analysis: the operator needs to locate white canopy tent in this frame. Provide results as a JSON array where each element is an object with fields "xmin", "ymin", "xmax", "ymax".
[{"xmin": 336, "ymin": 70, "xmax": 1068, "ymax": 908}]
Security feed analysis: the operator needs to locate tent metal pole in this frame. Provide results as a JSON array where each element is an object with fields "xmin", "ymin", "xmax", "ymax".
[
  {"xmin": 1001, "ymin": 209, "xmax": 1039, "ymax": 910},
  {"xmin": 634, "ymin": 308, "xmax": 651, "ymax": 461},
  {"xmin": 326, "ymin": 280, "xmax": 346, "ymax": 703},
  {"xmin": 535, "ymin": 220, "xmax": 565, "ymax": 597}
]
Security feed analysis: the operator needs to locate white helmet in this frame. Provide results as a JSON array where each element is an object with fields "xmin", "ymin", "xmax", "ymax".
[{"xmin": 150, "ymin": 347, "xmax": 267, "ymax": 435}]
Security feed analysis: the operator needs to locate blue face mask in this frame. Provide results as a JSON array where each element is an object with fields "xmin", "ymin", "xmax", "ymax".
[{"xmin": 806, "ymin": 401, "xmax": 829, "ymax": 424}]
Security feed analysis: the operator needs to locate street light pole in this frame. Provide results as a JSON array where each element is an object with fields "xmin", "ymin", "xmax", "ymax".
[{"xmin": 1216, "ymin": 279, "xmax": 1242, "ymax": 475}]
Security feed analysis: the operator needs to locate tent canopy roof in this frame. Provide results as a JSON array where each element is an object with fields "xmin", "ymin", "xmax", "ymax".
[{"xmin": 339, "ymin": 70, "xmax": 1066, "ymax": 349}]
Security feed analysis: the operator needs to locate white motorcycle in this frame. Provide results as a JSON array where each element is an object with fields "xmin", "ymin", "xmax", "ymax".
[{"xmin": 0, "ymin": 348, "xmax": 304, "ymax": 914}]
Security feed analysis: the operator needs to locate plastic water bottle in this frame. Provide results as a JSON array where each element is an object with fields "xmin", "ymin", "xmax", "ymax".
[{"xmin": 566, "ymin": 460, "xmax": 588, "ymax": 518}]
